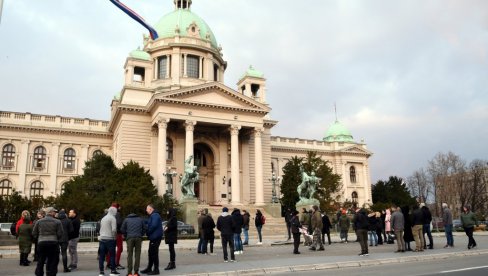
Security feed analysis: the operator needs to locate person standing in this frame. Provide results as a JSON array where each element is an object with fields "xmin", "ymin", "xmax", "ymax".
[
  {"xmin": 98, "ymin": 206, "xmax": 119, "ymax": 276},
  {"xmin": 202, "ymin": 212, "xmax": 216, "ymax": 255},
  {"xmin": 15, "ymin": 210, "xmax": 31, "ymax": 235},
  {"xmin": 32, "ymin": 210, "xmax": 45, "ymax": 263},
  {"xmin": 367, "ymin": 211, "xmax": 378, "ymax": 247},
  {"xmin": 107, "ymin": 203, "xmax": 124, "ymax": 270},
  {"xmin": 285, "ymin": 208, "xmax": 293, "ymax": 241},
  {"xmin": 390, "ymin": 205, "xmax": 405, "ymax": 253},
  {"xmin": 32, "ymin": 207, "xmax": 63, "ymax": 276},
  {"xmin": 411, "ymin": 205, "xmax": 425, "ymax": 252},
  {"xmin": 384, "ymin": 208, "xmax": 391, "ymax": 237},
  {"xmin": 242, "ymin": 210, "xmax": 250, "ymax": 245},
  {"xmin": 401, "ymin": 206, "xmax": 414, "ymax": 251},
  {"xmin": 353, "ymin": 208, "xmax": 369, "ymax": 256},
  {"xmin": 141, "ymin": 204, "xmax": 162, "ymax": 275},
  {"xmin": 68, "ymin": 209, "xmax": 81, "ymax": 271},
  {"xmin": 321, "ymin": 212, "xmax": 332, "ymax": 245},
  {"xmin": 231, "ymin": 208, "xmax": 244, "ymax": 254},
  {"xmin": 420, "ymin": 203, "xmax": 433, "ymax": 249},
  {"xmin": 375, "ymin": 212, "xmax": 384, "ymax": 245},
  {"xmin": 121, "ymin": 209, "xmax": 146, "ymax": 276},
  {"xmin": 17, "ymin": 216, "xmax": 33, "ymax": 266},
  {"xmin": 197, "ymin": 210, "xmax": 206, "ymax": 254},
  {"xmin": 460, "ymin": 206, "xmax": 478, "ymax": 249},
  {"xmin": 58, "ymin": 210, "xmax": 74, "ymax": 273},
  {"xmin": 290, "ymin": 210, "xmax": 301, "ymax": 254},
  {"xmin": 163, "ymin": 208, "xmax": 178, "ymax": 271},
  {"xmin": 309, "ymin": 205, "xmax": 324, "ymax": 251},
  {"xmin": 299, "ymin": 208, "xmax": 311, "ymax": 235},
  {"xmin": 254, "ymin": 209, "xmax": 264, "ymax": 245},
  {"xmin": 442, "ymin": 203, "xmax": 454, "ymax": 248},
  {"xmin": 338, "ymin": 210, "xmax": 350, "ymax": 243},
  {"xmin": 217, "ymin": 207, "xmax": 235, "ymax": 262}
]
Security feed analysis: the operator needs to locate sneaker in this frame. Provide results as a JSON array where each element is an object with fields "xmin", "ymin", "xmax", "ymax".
[
  {"xmin": 358, "ymin": 253, "xmax": 364, "ymax": 256},
  {"xmin": 364, "ymin": 253, "xmax": 369, "ymax": 256},
  {"xmin": 234, "ymin": 251, "xmax": 240, "ymax": 255},
  {"xmin": 240, "ymin": 250, "xmax": 244, "ymax": 254},
  {"xmin": 230, "ymin": 259, "xmax": 236, "ymax": 262},
  {"xmin": 110, "ymin": 271, "xmax": 120, "ymax": 276},
  {"xmin": 99, "ymin": 272, "xmax": 105, "ymax": 276},
  {"xmin": 256, "ymin": 242, "xmax": 262, "ymax": 245},
  {"xmin": 116, "ymin": 265, "xmax": 125, "ymax": 270},
  {"xmin": 224, "ymin": 260, "xmax": 229, "ymax": 263}
]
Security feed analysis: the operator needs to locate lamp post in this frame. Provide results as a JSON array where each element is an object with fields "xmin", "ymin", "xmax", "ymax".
[
  {"xmin": 163, "ymin": 167, "xmax": 177, "ymax": 196},
  {"xmin": 270, "ymin": 172, "xmax": 280, "ymax": 204}
]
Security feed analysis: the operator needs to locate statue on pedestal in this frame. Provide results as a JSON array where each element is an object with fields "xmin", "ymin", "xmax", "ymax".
[
  {"xmin": 180, "ymin": 155, "xmax": 199, "ymax": 198},
  {"xmin": 296, "ymin": 166, "xmax": 321, "ymax": 206}
]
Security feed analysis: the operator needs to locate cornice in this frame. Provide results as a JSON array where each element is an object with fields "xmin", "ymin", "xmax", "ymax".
[
  {"xmin": 0, "ymin": 123, "xmax": 112, "ymax": 138},
  {"xmin": 271, "ymin": 145, "xmax": 372, "ymax": 157},
  {"xmin": 108, "ymin": 104, "xmax": 149, "ymax": 131}
]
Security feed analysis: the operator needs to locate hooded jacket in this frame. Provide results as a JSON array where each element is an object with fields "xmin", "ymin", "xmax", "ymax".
[
  {"xmin": 58, "ymin": 211, "xmax": 73, "ymax": 243},
  {"xmin": 353, "ymin": 209, "xmax": 369, "ymax": 230},
  {"xmin": 99, "ymin": 206, "xmax": 117, "ymax": 241},
  {"xmin": 121, "ymin": 213, "xmax": 146, "ymax": 239},
  {"xmin": 164, "ymin": 208, "xmax": 178, "ymax": 244},
  {"xmin": 217, "ymin": 211, "xmax": 234, "ymax": 236},
  {"xmin": 231, "ymin": 209, "xmax": 244, "ymax": 234}
]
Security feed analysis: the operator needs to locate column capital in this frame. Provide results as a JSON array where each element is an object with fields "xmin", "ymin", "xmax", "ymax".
[
  {"xmin": 229, "ymin": 125, "xmax": 241, "ymax": 136},
  {"xmin": 157, "ymin": 117, "xmax": 170, "ymax": 129},
  {"xmin": 254, "ymin": 127, "xmax": 264, "ymax": 137},
  {"xmin": 185, "ymin": 120, "xmax": 197, "ymax": 131}
]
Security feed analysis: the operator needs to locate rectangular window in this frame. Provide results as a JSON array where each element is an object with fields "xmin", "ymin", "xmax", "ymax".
[
  {"xmin": 187, "ymin": 55, "xmax": 199, "ymax": 78},
  {"xmin": 158, "ymin": 56, "xmax": 168, "ymax": 79}
]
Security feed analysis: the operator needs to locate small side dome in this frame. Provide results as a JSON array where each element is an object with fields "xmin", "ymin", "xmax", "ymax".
[
  {"xmin": 323, "ymin": 120, "xmax": 354, "ymax": 142},
  {"xmin": 242, "ymin": 65, "xmax": 264, "ymax": 79},
  {"xmin": 129, "ymin": 47, "xmax": 151, "ymax": 61}
]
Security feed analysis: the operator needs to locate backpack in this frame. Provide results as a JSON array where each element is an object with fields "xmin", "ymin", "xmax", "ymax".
[
  {"xmin": 10, "ymin": 222, "xmax": 16, "ymax": 236},
  {"xmin": 261, "ymin": 215, "xmax": 266, "ymax": 225}
]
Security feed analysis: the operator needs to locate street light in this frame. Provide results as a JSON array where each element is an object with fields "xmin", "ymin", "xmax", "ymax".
[
  {"xmin": 270, "ymin": 172, "xmax": 280, "ymax": 204},
  {"xmin": 163, "ymin": 167, "xmax": 177, "ymax": 196}
]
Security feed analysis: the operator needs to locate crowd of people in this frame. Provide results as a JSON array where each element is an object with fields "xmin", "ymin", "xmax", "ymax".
[{"xmin": 11, "ymin": 201, "xmax": 481, "ymax": 276}]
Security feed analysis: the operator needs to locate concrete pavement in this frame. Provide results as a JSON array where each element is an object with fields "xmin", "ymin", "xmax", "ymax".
[{"xmin": 0, "ymin": 232, "xmax": 486, "ymax": 275}]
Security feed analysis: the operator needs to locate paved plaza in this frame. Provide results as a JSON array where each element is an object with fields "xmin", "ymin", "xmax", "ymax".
[{"xmin": 0, "ymin": 232, "xmax": 487, "ymax": 275}]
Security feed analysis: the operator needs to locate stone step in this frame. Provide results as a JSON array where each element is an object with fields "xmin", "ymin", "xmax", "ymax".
[{"xmin": 0, "ymin": 231, "xmax": 17, "ymax": 246}]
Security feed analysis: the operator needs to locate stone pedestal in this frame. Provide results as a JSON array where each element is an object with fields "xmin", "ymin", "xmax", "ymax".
[
  {"xmin": 295, "ymin": 198, "xmax": 320, "ymax": 212},
  {"xmin": 263, "ymin": 203, "xmax": 282, "ymax": 218},
  {"xmin": 180, "ymin": 197, "xmax": 199, "ymax": 230}
]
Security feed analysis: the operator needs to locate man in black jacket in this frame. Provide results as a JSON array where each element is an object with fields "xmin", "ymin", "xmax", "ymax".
[
  {"xmin": 216, "ymin": 207, "xmax": 235, "ymax": 262},
  {"xmin": 420, "ymin": 203, "xmax": 433, "ymax": 249},
  {"xmin": 285, "ymin": 208, "xmax": 293, "ymax": 240},
  {"xmin": 231, "ymin": 208, "xmax": 244, "ymax": 254},
  {"xmin": 411, "ymin": 205, "xmax": 425, "ymax": 251},
  {"xmin": 68, "ymin": 209, "xmax": 80, "ymax": 270},
  {"xmin": 353, "ymin": 208, "xmax": 369, "ymax": 256}
]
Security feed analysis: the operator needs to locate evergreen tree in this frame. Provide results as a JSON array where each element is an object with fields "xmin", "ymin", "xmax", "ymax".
[
  {"xmin": 279, "ymin": 156, "xmax": 303, "ymax": 209},
  {"xmin": 371, "ymin": 176, "xmax": 417, "ymax": 210}
]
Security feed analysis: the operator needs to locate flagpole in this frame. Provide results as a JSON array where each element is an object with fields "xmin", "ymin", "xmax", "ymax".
[{"xmin": 0, "ymin": 0, "xmax": 4, "ymax": 24}]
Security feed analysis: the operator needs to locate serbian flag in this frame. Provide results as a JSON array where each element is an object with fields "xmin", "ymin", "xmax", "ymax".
[{"xmin": 109, "ymin": 0, "xmax": 159, "ymax": 40}]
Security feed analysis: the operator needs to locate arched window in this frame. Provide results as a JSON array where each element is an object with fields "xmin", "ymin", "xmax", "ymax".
[
  {"xmin": 33, "ymin": 146, "xmax": 47, "ymax": 170},
  {"xmin": 1, "ymin": 144, "xmax": 15, "ymax": 169},
  {"xmin": 30, "ymin": 181, "xmax": 43, "ymax": 198},
  {"xmin": 166, "ymin": 138, "xmax": 173, "ymax": 161},
  {"xmin": 350, "ymin": 166, "xmax": 357, "ymax": 183},
  {"xmin": 93, "ymin": 150, "xmax": 103, "ymax": 157},
  {"xmin": 0, "ymin": 179, "xmax": 12, "ymax": 196},
  {"xmin": 63, "ymin": 148, "xmax": 76, "ymax": 170},
  {"xmin": 352, "ymin": 191, "xmax": 358, "ymax": 203}
]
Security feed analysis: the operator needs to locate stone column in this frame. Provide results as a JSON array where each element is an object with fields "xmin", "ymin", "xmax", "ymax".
[
  {"xmin": 183, "ymin": 54, "xmax": 188, "ymax": 77},
  {"xmin": 166, "ymin": 55, "xmax": 170, "ymax": 78},
  {"xmin": 254, "ymin": 128, "xmax": 264, "ymax": 205},
  {"xmin": 157, "ymin": 118, "xmax": 170, "ymax": 196},
  {"xmin": 230, "ymin": 125, "xmax": 241, "ymax": 204},
  {"xmin": 49, "ymin": 142, "xmax": 60, "ymax": 195},
  {"xmin": 185, "ymin": 120, "xmax": 196, "ymax": 161},
  {"xmin": 199, "ymin": 57, "xmax": 204, "ymax": 79},
  {"xmin": 154, "ymin": 58, "xmax": 158, "ymax": 79},
  {"xmin": 18, "ymin": 140, "xmax": 30, "ymax": 194}
]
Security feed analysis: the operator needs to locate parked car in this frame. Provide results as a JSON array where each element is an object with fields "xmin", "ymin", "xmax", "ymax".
[
  {"xmin": 162, "ymin": 220, "xmax": 195, "ymax": 235},
  {"xmin": 453, "ymin": 219, "xmax": 463, "ymax": 230},
  {"xmin": 80, "ymin": 221, "xmax": 98, "ymax": 239},
  {"xmin": 0, "ymin": 222, "xmax": 13, "ymax": 234}
]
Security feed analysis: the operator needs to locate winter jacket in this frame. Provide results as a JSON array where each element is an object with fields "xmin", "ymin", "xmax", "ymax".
[
  {"xmin": 255, "ymin": 212, "xmax": 264, "ymax": 227},
  {"xmin": 421, "ymin": 206, "xmax": 432, "ymax": 224},
  {"xmin": 58, "ymin": 211, "xmax": 73, "ymax": 243},
  {"xmin": 285, "ymin": 210, "xmax": 293, "ymax": 226},
  {"xmin": 338, "ymin": 215, "xmax": 350, "ymax": 231},
  {"xmin": 32, "ymin": 215, "xmax": 63, "ymax": 243},
  {"xmin": 99, "ymin": 207, "xmax": 117, "ymax": 241},
  {"xmin": 232, "ymin": 209, "xmax": 244, "ymax": 234},
  {"xmin": 146, "ymin": 209, "xmax": 163, "ymax": 241},
  {"xmin": 353, "ymin": 209, "xmax": 369, "ymax": 230},
  {"xmin": 68, "ymin": 215, "xmax": 81, "ymax": 240},
  {"xmin": 321, "ymin": 214, "xmax": 331, "ymax": 233},
  {"xmin": 198, "ymin": 214, "xmax": 206, "ymax": 237},
  {"xmin": 18, "ymin": 222, "xmax": 33, "ymax": 254},
  {"xmin": 121, "ymin": 213, "xmax": 146, "ymax": 239},
  {"xmin": 202, "ymin": 215, "xmax": 216, "ymax": 240},
  {"xmin": 217, "ymin": 212, "xmax": 234, "ymax": 235},
  {"xmin": 390, "ymin": 210, "xmax": 405, "ymax": 231},
  {"xmin": 411, "ymin": 208, "xmax": 424, "ymax": 226},
  {"xmin": 164, "ymin": 208, "xmax": 178, "ymax": 244},
  {"xmin": 384, "ymin": 209, "xmax": 391, "ymax": 232},
  {"xmin": 291, "ymin": 216, "xmax": 301, "ymax": 234},
  {"xmin": 299, "ymin": 211, "xmax": 311, "ymax": 227},
  {"xmin": 311, "ymin": 210, "xmax": 323, "ymax": 231},
  {"xmin": 442, "ymin": 207, "xmax": 453, "ymax": 225},
  {"xmin": 460, "ymin": 211, "xmax": 478, "ymax": 228},
  {"xmin": 367, "ymin": 214, "xmax": 378, "ymax": 231},
  {"xmin": 242, "ymin": 212, "xmax": 250, "ymax": 230}
]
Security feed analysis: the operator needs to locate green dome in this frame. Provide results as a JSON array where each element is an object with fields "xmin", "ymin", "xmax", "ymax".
[
  {"xmin": 153, "ymin": 9, "xmax": 218, "ymax": 49},
  {"xmin": 129, "ymin": 47, "xmax": 151, "ymax": 61},
  {"xmin": 323, "ymin": 120, "xmax": 354, "ymax": 142},
  {"xmin": 242, "ymin": 65, "xmax": 264, "ymax": 78}
]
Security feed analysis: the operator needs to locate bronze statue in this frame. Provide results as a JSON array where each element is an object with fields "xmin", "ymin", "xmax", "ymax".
[
  {"xmin": 297, "ymin": 166, "xmax": 320, "ymax": 205},
  {"xmin": 180, "ymin": 155, "xmax": 199, "ymax": 198}
]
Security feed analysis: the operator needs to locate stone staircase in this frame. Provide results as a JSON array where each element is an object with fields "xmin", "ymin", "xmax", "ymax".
[
  {"xmin": 198, "ymin": 205, "xmax": 289, "ymax": 241},
  {"xmin": 0, "ymin": 231, "xmax": 17, "ymax": 246}
]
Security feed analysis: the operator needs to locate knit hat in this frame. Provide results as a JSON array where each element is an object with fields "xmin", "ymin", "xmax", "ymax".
[{"xmin": 222, "ymin": 207, "xmax": 229, "ymax": 212}]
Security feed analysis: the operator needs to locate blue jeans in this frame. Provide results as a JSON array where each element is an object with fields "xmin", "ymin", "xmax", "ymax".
[
  {"xmin": 256, "ymin": 226, "xmax": 262, "ymax": 242},
  {"xmin": 98, "ymin": 239, "xmax": 116, "ymax": 272},
  {"xmin": 242, "ymin": 227, "xmax": 249, "ymax": 244},
  {"xmin": 233, "ymin": 233, "xmax": 243, "ymax": 251},
  {"xmin": 423, "ymin": 224, "xmax": 433, "ymax": 247},
  {"xmin": 444, "ymin": 224, "xmax": 454, "ymax": 246},
  {"xmin": 368, "ymin": 230, "xmax": 377, "ymax": 246}
]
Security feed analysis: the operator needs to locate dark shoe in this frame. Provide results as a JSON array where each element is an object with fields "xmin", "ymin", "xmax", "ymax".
[
  {"xmin": 164, "ymin": 262, "xmax": 175, "ymax": 271},
  {"xmin": 64, "ymin": 267, "xmax": 71, "ymax": 272},
  {"xmin": 116, "ymin": 265, "xmax": 125, "ymax": 270},
  {"xmin": 394, "ymin": 250, "xmax": 401, "ymax": 253},
  {"xmin": 317, "ymin": 247, "xmax": 325, "ymax": 251},
  {"xmin": 140, "ymin": 268, "xmax": 151, "ymax": 274},
  {"xmin": 110, "ymin": 271, "xmax": 120, "ymax": 276},
  {"xmin": 293, "ymin": 251, "xmax": 301, "ymax": 254},
  {"xmin": 309, "ymin": 247, "xmax": 316, "ymax": 251},
  {"xmin": 146, "ymin": 270, "xmax": 160, "ymax": 275}
]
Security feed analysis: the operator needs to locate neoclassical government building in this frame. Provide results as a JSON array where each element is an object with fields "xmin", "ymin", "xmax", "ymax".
[{"xmin": 0, "ymin": 0, "xmax": 373, "ymax": 208}]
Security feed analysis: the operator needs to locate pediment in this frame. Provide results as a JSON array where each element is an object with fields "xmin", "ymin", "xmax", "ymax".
[
  {"xmin": 150, "ymin": 83, "xmax": 270, "ymax": 113},
  {"xmin": 343, "ymin": 145, "xmax": 372, "ymax": 156}
]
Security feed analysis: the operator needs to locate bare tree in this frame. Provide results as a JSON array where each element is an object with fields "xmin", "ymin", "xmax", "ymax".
[
  {"xmin": 407, "ymin": 168, "xmax": 431, "ymax": 203},
  {"xmin": 467, "ymin": 159, "xmax": 488, "ymax": 215}
]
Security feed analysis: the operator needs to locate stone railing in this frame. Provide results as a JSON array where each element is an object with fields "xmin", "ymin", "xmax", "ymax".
[{"xmin": 0, "ymin": 111, "xmax": 109, "ymax": 132}]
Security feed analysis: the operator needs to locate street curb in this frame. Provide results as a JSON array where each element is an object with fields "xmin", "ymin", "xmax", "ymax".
[{"xmin": 175, "ymin": 249, "xmax": 488, "ymax": 276}]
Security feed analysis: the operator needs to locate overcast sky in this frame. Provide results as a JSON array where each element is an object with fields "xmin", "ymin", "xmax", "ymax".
[{"xmin": 1, "ymin": 0, "xmax": 487, "ymax": 183}]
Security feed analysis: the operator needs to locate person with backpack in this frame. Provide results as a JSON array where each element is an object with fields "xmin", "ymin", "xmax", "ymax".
[{"xmin": 255, "ymin": 209, "xmax": 265, "ymax": 245}]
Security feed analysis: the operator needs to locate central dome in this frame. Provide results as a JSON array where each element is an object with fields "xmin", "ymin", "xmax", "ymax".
[
  {"xmin": 323, "ymin": 120, "xmax": 354, "ymax": 142},
  {"xmin": 153, "ymin": 8, "xmax": 218, "ymax": 49}
]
